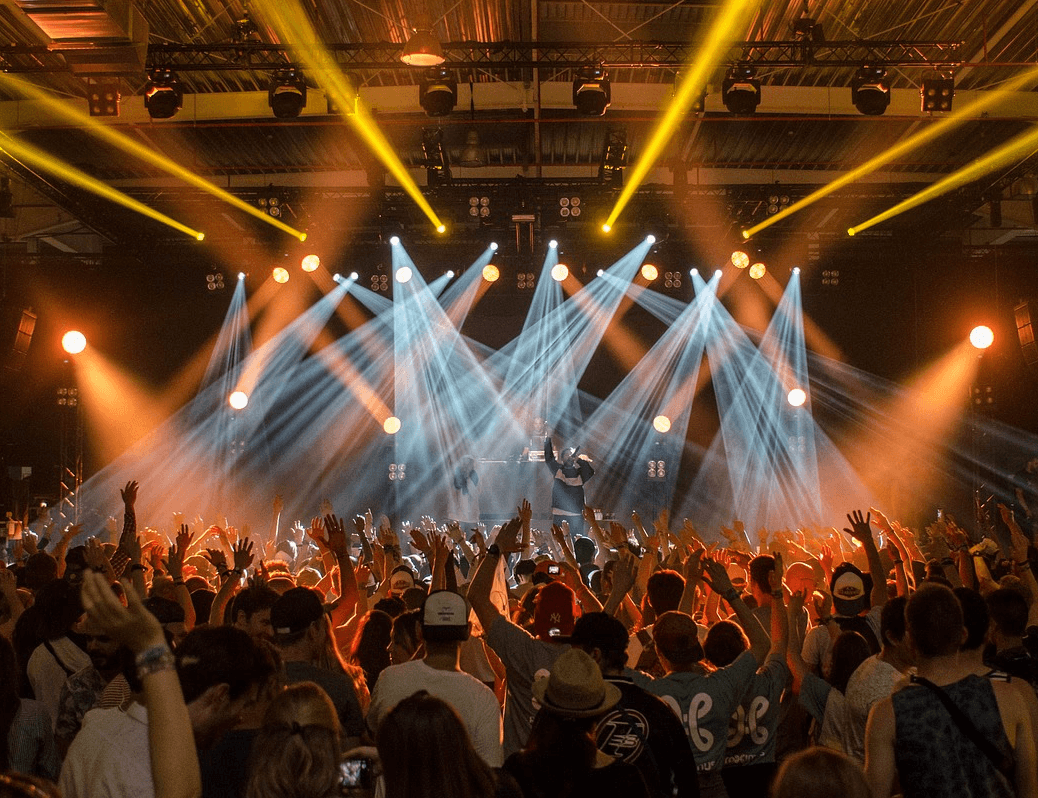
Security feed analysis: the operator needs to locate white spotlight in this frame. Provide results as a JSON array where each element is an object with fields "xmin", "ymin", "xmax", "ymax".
[
  {"xmin": 228, "ymin": 390, "xmax": 249, "ymax": 410},
  {"xmin": 490, "ymin": 242, "xmax": 499, "ymax": 251},
  {"xmin": 690, "ymin": 268, "xmax": 698, "ymax": 275},
  {"xmin": 237, "ymin": 272, "xmax": 246, "ymax": 280},
  {"xmin": 61, "ymin": 331, "xmax": 86, "ymax": 355},
  {"xmin": 383, "ymin": 416, "xmax": 401, "ymax": 434},
  {"xmin": 395, "ymin": 266, "xmax": 413, "ymax": 284},
  {"xmin": 792, "ymin": 267, "xmax": 801, "ymax": 275},
  {"xmin": 653, "ymin": 415, "xmax": 671, "ymax": 434},
  {"xmin": 787, "ymin": 388, "xmax": 807, "ymax": 407},
  {"xmin": 389, "ymin": 236, "xmax": 400, "ymax": 245},
  {"xmin": 970, "ymin": 325, "xmax": 994, "ymax": 350},
  {"xmin": 446, "ymin": 270, "xmax": 455, "ymax": 278},
  {"xmin": 549, "ymin": 239, "xmax": 558, "ymax": 249},
  {"xmin": 597, "ymin": 269, "xmax": 604, "ymax": 277},
  {"xmin": 714, "ymin": 270, "xmax": 722, "ymax": 278},
  {"xmin": 646, "ymin": 234, "xmax": 656, "ymax": 244},
  {"xmin": 333, "ymin": 273, "xmax": 343, "ymax": 283},
  {"xmin": 350, "ymin": 272, "xmax": 358, "ymax": 280}
]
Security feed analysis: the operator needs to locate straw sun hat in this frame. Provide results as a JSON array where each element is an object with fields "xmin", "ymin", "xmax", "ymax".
[{"xmin": 532, "ymin": 649, "xmax": 622, "ymax": 718}]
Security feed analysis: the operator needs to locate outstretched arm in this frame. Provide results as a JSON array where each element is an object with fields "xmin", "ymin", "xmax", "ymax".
[
  {"xmin": 844, "ymin": 510, "xmax": 888, "ymax": 608},
  {"xmin": 702, "ymin": 558, "xmax": 769, "ymax": 664},
  {"xmin": 468, "ymin": 517, "xmax": 522, "ymax": 632}
]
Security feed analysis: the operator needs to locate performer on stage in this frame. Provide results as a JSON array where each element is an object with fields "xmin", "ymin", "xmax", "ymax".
[
  {"xmin": 450, "ymin": 454, "xmax": 480, "ymax": 530},
  {"xmin": 544, "ymin": 436, "xmax": 594, "ymax": 539}
]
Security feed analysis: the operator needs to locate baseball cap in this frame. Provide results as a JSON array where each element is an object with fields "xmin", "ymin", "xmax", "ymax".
[
  {"xmin": 270, "ymin": 587, "xmax": 324, "ymax": 637},
  {"xmin": 831, "ymin": 563, "xmax": 870, "ymax": 616},
  {"xmin": 420, "ymin": 590, "xmax": 470, "ymax": 643},
  {"xmin": 533, "ymin": 581, "xmax": 577, "ymax": 640}
]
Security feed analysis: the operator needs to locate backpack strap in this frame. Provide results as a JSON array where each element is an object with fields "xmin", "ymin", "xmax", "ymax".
[{"xmin": 909, "ymin": 675, "xmax": 1015, "ymax": 780}]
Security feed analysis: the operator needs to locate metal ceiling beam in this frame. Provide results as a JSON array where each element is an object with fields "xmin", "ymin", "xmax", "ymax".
[{"xmin": 0, "ymin": 39, "xmax": 965, "ymax": 74}]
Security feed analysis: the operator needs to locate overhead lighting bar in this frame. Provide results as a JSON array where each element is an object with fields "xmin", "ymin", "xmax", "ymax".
[
  {"xmin": 603, "ymin": 0, "xmax": 758, "ymax": 232},
  {"xmin": 253, "ymin": 0, "xmax": 445, "ymax": 233},
  {"xmin": 741, "ymin": 63, "xmax": 1038, "ymax": 240},
  {"xmin": 0, "ymin": 72, "xmax": 308, "ymax": 241},
  {"xmin": 848, "ymin": 122, "xmax": 1038, "ymax": 235},
  {"xmin": 0, "ymin": 132, "xmax": 203, "ymax": 239}
]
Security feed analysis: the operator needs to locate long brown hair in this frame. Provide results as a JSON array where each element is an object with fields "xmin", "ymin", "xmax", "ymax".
[
  {"xmin": 245, "ymin": 682, "xmax": 342, "ymax": 798},
  {"xmin": 376, "ymin": 691, "xmax": 496, "ymax": 798}
]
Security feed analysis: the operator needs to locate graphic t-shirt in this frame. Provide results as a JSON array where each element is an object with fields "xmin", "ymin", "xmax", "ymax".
[{"xmin": 722, "ymin": 655, "xmax": 790, "ymax": 768}]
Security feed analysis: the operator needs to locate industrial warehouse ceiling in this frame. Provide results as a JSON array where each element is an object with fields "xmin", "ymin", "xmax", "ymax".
[{"xmin": 0, "ymin": 0, "xmax": 1035, "ymax": 251}]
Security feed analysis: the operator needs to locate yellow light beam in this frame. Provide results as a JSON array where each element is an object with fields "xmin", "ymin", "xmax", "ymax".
[
  {"xmin": 254, "ymin": 1, "xmax": 445, "ymax": 232},
  {"xmin": 605, "ymin": 0, "xmax": 757, "ymax": 231},
  {"xmin": 0, "ymin": 72, "xmax": 308, "ymax": 242},
  {"xmin": 742, "ymin": 64, "xmax": 1038, "ymax": 240},
  {"xmin": 848, "ymin": 122, "xmax": 1038, "ymax": 235},
  {"xmin": 0, "ymin": 133, "xmax": 203, "ymax": 239}
]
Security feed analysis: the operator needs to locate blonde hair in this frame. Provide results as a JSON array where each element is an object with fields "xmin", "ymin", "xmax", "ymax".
[{"xmin": 245, "ymin": 683, "xmax": 342, "ymax": 798}]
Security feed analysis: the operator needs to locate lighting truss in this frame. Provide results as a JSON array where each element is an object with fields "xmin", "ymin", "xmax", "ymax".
[{"xmin": 0, "ymin": 40, "xmax": 965, "ymax": 76}]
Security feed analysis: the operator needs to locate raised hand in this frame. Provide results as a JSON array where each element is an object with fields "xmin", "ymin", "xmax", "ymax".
[
  {"xmin": 162, "ymin": 525, "xmax": 194, "ymax": 581},
  {"xmin": 272, "ymin": 494, "xmax": 284, "ymax": 517},
  {"xmin": 682, "ymin": 547, "xmax": 704, "ymax": 585},
  {"xmin": 788, "ymin": 588, "xmax": 807, "ymax": 617},
  {"xmin": 700, "ymin": 558, "xmax": 736, "ymax": 596},
  {"xmin": 409, "ymin": 527, "xmax": 432, "ymax": 555},
  {"xmin": 120, "ymin": 480, "xmax": 139, "ymax": 508},
  {"xmin": 607, "ymin": 521, "xmax": 629, "ymax": 548},
  {"xmin": 81, "ymin": 571, "xmax": 165, "ymax": 654},
  {"xmin": 493, "ymin": 516, "xmax": 523, "ymax": 553},
  {"xmin": 232, "ymin": 538, "xmax": 255, "ymax": 572},
  {"xmin": 203, "ymin": 547, "xmax": 228, "ymax": 574},
  {"xmin": 812, "ymin": 590, "xmax": 833, "ymax": 620},
  {"xmin": 319, "ymin": 498, "xmax": 333, "ymax": 518},
  {"xmin": 610, "ymin": 550, "xmax": 638, "ymax": 598},
  {"xmin": 769, "ymin": 551, "xmax": 785, "ymax": 593},
  {"xmin": 518, "ymin": 498, "xmax": 532, "ymax": 525},
  {"xmin": 818, "ymin": 542, "xmax": 834, "ymax": 574},
  {"xmin": 322, "ymin": 515, "xmax": 351, "ymax": 559},
  {"xmin": 843, "ymin": 510, "xmax": 873, "ymax": 546}
]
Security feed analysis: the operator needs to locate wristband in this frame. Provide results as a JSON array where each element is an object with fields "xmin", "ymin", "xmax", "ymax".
[
  {"xmin": 1017, "ymin": 560, "xmax": 1030, "ymax": 567},
  {"xmin": 135, "ymin": 645, "xmax": 175, "ymax": 679}
]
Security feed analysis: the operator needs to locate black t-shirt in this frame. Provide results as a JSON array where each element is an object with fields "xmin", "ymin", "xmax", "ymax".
[
  {"xmin": 503, "ymin": 750, "xmax": 650, "ymax": 798},
  {"xmin": 594, "ymin": 677, "xmax": 700, "ymax": 798}
]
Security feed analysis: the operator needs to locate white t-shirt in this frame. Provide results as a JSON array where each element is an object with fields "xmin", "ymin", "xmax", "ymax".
[
  {"xmin": 367, "ymin": 658, "xmax": 503, "ymax": 766},
  {"xmin": 27, "ymin": 637, "xmax": 91, "ymax": 731},
  {"xmin": 59, "ymin": 703, "xmax": 152, "ymax": 798},
  {"xmin": 843, "ymin": 654, "xmax": 904, "ymax": 763}
]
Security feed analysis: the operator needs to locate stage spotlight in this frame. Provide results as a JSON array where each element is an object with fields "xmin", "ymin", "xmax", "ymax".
[
  {"xmin": 653, "ymin": 415, "xmax": 672, "ymax": 434},
  {"xmin": 690, "ymin": 268, "xmax": 698, "ymax": 275},
  {"xmin": 722, "ymin": 66, "xmax": 761, "ymax": 115},
  {"xmin": 792, "ymin": 267, "xmax": 801, "ymax": 275},
  {"xmin": 714, "ymin": 269, "xmax": 722, "ymax": 279},
  {"xmin": 400, "ymin": 28, "xmax": 444, "ymax": 66},
  {"xmin": 482, "ymin": 264, "xmax": 500, "ymax": 282},
  {"xmin": 390, "ymin": 236, "xmax": 400, "ymax": 245},
  {"xmin": 551, "ymin": 264, "xmax": 569, "ymax": 282},
  {"xmin": 268, "ymin": 68, "xmax": 307, "ymax": 119},
  {"xmin": 573, "ymin": 66, "xmax": 611, "ymax": 116},
  {"xmin": 787, "ymin": 388, "xmax": 807, "ymax": 407},
  {"xmin": 641, "ymin": 263, "xmax": 659, "ymax": 281},
  {"xmin": 597, "ymin": 269, "xmax": 604, "ymax": 277},
  {"xmin": 970, "ymin": 325, "xmax": 994, "ymax": 350},
  {"xmin": 549, "ymin": 239, "xmax": 558, "ymax": 249},
  {"xmin": 749, "ymin": 262, "xmax": 766, "ymax": 280},
  {"xmin": 61, "ymin": 330, "xmax": 86, "ymax": 355},
  {"xmin": 731, "ymin": 251, "xmax": 750, "ymax": 269},
  {"xmin": 228, "ymin": 390, "xmax": 249, "ymax": 410},
  {"xmin": 333, "ymin": 273, "xmax": 343, "ymax": 283},
  {"xmin": 436, "ymin": 224, "xmax": 446, "ymax": 234},
  {"xmin": 646, "ymin": 234, "xmax": 656, "ymax": 244},
  {"xmin": 445, "ymin": 270, "xmax": 454, "ymax": 278},
  {"xmin": 144, "ymin": 68, "xmax": 183, "ymax": 119},
  {"xmin": 301, "ymin": 254, "xmax": 320, "ymax": 272},
  {"xmin": 419, "ymin": 67, "xmax": 457, "ymax": 117},
  {"xmin": 396, "ymin": 266, "xmax": 413, "ymax": 284},
  {"xmin": 350, "ymin": 271, "xmax": 359, "ymax": 280},
  {"xmin": 490, "ymin": 242, "xmax": 498, "ymax": 251},
  {"xmin": 238, "ymin": 272, "xmax": 246, "ymax": 280},
  {"xmin": 272, "ymin": 267, "xmax": 290, "ymax": 283},
  {"xmin": 851, "ymin": 66, "xmax": 890, "ymax": 116},
  {"xmin": 601, "ymin": 223, "xmax": 611, "ymax": 233},
  {"xmin": 921, "ymin": 76, "xmax": 955, "ymax": 113},
  {"xmin": 383, "ymin": 416, "xmax": 402, "ymax": 434}
]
